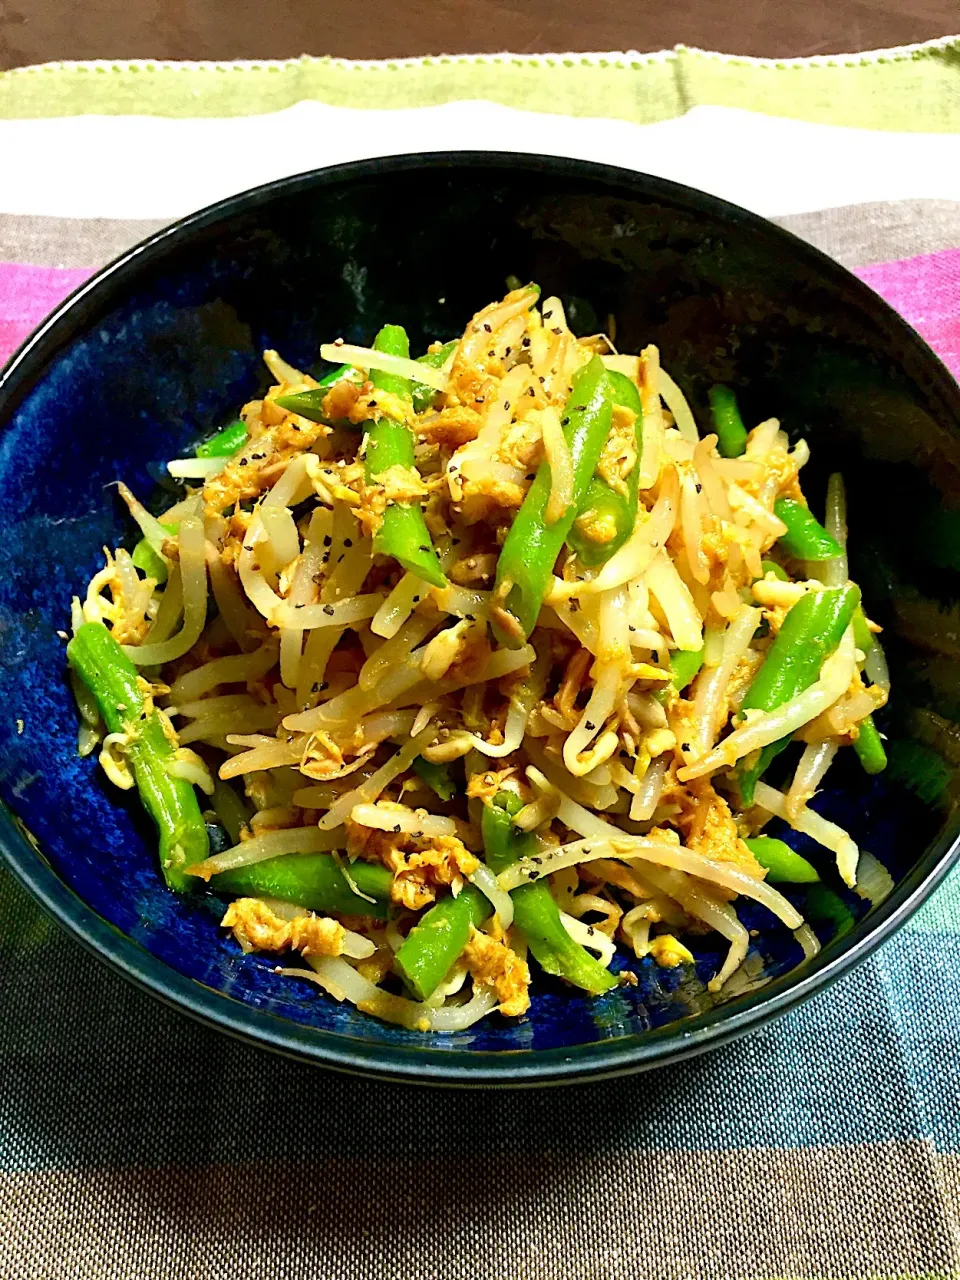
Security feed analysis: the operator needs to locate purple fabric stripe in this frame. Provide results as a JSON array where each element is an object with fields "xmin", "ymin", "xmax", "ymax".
[
  {"xmin": 2, "ymin": 252, "xmax": 959, "ymax": 386},
  {"xmin": 0, "ymin": 262, "xmax": 92, "ymax": 366},
  {"xmin": 855, "ymin": 246, "xmax": 960, "ymax": 381}
]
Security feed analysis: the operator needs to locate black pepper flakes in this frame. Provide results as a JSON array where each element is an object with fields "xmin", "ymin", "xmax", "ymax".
[
  {"xmin": 239, "ymin": 459, "xmax": 249, "ymax": 467},
  {"xmin": 323, "ymin": 604, "xmax": 335, "ymax": 616},
  {"xmin": 681, "ymin": 742, "xmax": 691, "ymax": 752},
  {"xmin": 344, "ymin": 538, "xmax": 353, "ymax": 548},
  {"xmin": 483, "ymin": 322, "xmax": 492, "ymax": 332},
  {"xmin": 585, "ymin": 720, "xmax": 596, "ymax": 731}
]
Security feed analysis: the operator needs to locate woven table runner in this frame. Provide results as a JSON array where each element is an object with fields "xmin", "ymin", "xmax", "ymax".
[{"xmin": 1, "ymin": 39, "xmax": 960, "ymax": 1280}]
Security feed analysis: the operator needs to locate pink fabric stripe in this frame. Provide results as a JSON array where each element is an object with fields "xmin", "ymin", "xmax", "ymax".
[
  {"xmin": 0, "ymin": 253, "xmax": 957, "ymax": 384},
  {"xmin": 855, "ymin": 246, "xmax": 960, "ymax": 382},
  {"xmin": 0, "ymin": 262, "xmax": 93, "ymax": 366}
]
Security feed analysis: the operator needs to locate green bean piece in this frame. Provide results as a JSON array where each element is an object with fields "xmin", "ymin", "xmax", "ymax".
[
  {"xmin": 211, "ymin": 777, "xmax": 252, "ymax": 845},
  {"xmin": 483, "ymin": 792, "xmax": 617, "ymax": 995},
  {"xmin": 67, "ymin": 622, "xmax": 208, "ymax": 891},
  {"xmin": 412, "ymin": 755, "xmax": 457, "ymax": 801},
  {"xmin": 708, "ymin": 385, "xmax": 748, "ymax": 458},
  {"xmin": 273, "ymin": 365, "xmax": 364, "ymax": 424},
  {"xmin": 653, "ymin": 646, "xmax": 705, "ymax": 706},
  {"xmin": 196, "ymin": 419, "xmax": 248, "ymax": 458},
  {"xmin": 566, "ymin": 370, "xmax": 644, "ymax": 567},
  {"xmin": 774, "ymin": 498, "xmax": 843, "ymax": 562},
  {"xmin": 852, "ymin": 606, "xmax": 874, "ymax": 655},
  {"xmin": 759, "ymin": 559, "xmax": 790, "ymax": 582},
  {"xmin": 738, "ymin": 583, "xmax": 860, "ymax": 806},
  {"xmin": 132, "ymin": 538, "xmax": 168, "ymax": 584},
  {"xmin": 412, "ymin": 340, "xmax": 459, "ymax": 413},
  {"xmin": 853, "ymin": 714, "xmax": 888, "ymax": 775},
  {"xmin": 802, "ymin": 884, "xmax": 855, "ymax": 940},
  {"xmin": 493, "ymin": 356, "xmax": 615, "ymax": 642},
  {"xmin": 744, "ymin": 836, "xmax": 820, "ymax": 883},
  {"xmin": 212, "ymin": 853, "xmax": 391, "ymax": 919},
  {"xmin": 131, "ymin": 520, "xmax": 176, "ymax": 586},
  {"xmin": 394, "ymin": 884, "xmax": 490, "ymax": 1001},
  {"xmin": 363, "ymin": 324, "xmax": 447, "ymax": 589}
]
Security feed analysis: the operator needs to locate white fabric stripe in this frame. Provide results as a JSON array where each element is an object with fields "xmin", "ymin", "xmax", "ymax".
[{"xmin": 0, "ymin": 102, "xmax": 959, "ymax": 221}]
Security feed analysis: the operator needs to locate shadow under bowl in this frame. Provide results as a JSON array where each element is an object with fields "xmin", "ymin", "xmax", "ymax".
[{"xmin": 0, "ymin": 153, "xmax": 958, "ymax": 1085}]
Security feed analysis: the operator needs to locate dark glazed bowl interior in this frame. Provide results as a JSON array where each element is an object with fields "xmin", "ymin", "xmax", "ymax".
[{"xmin": 1, "ymin": 153, "xmax": 958, "ymax": 1085}]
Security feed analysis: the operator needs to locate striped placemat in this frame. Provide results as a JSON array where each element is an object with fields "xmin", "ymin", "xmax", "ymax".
[{"xmin": 2, "ymin": 39, "xmax": 960, "ymax": 1280}]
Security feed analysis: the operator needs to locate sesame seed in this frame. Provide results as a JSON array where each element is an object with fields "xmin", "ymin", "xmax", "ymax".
[
  {"xmin": 538, "ymin": 376, "xmax": 545, "ymax": 384},
  {"xmin": 483, "ymin": 323, "xmax": 492, "ymax": 332},
  {"xmin": 562, "ymin": 417, "xmax": 570, "ymax": 426},
  {"xmin": 503, "ymin": 401, "xmax": 510, "ymax": 410},
  {"xmin": 527, "ymin": 387, "xmax": 535, "ymax": 397}
]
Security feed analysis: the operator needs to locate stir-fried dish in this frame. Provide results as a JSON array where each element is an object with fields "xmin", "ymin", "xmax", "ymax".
[{"xmin": 66, "ymin": 284, "xmax": 892, "ymax": 1031}]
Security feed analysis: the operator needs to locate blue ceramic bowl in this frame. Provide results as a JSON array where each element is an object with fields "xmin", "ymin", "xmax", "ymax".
[{"xmin": 1, "ymin": 154, "xmax": 958, "ymax": 1085}]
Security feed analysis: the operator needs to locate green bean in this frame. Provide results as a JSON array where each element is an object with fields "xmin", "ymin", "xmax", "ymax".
[
  {"xmin": 483, "ymin": 791, "xmax": 617, "ymax": 995},
  {"xmin": 853, "ymin": 714, "xmax": 887, "ymax": 775},
  {"xmin": 211, "ymin": 777, "xmax": 252, "ymax": 845},
  {"xmin": 196, "ymin": 419, "xmax": 248, "ymax": 458},
  {"xmin": 759, "ymin": 559, "xmax": 789, "ymax": 582},
  {"xmin": 802, "ymin": 883, "xmax": 855, "ymax": 940},
  {"xmin": 412, "ymin": 340, "xmax": 458, "ymax": 413},
  {"xmin": 738, "ymin": 584, "xmax": 860, "ymax": 805},
  {"xmin": 744, "ymin": 836, "xmax": 819, "ymax": 883},
  {"xmin": 708, "ymin": 385, "xmax": 748, "ymax": 458},
  {"xmin": 362, "ymin": 325, "xmax": 447, "ymax": 589},
  {"xmin": 653, "ymin": 646, "xmax": 705, "ymax": 706},
  {"xmin": 394, "ymin": 883, "xmax": 490, "ymax": 1000},
  {"xmin": 67, "ymin": 622, "xmax": 208, "ymax": 891},
  {"xmin": 493, "ymin": 356, "xmax": 614, "ymax": 642},
  {"xmin": 412, "ymin": 755, "xmax": 456, "ymax": 801},
  {"xmin": 774, "ymin": 498, "xmax": 843, "ymax": 562},
  {"xmin": 852, "ymin": 606, "xmax": 874, "ymax": 655},
  {"xmin": 212, "ymin": 853, "xmax": 391, "ymax": 919},
  {"xmin": 273, "ymin": 365, "xmax": 363, "ymax": 424},
  {"xmin": 566, "ymin": 370, "xmax": 644, "ymax": 567}
]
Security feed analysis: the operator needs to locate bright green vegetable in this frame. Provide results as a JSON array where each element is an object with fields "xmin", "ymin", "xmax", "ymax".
[
  {"xmin": 273, "ymin": 365, "xmax": 363, "ymax": 424},
  {"xmin": 802, "ymin": 883, "xmax": 855, "ymax": 940},
  {"xmin": 774, "ymin": 498, "xmax": 843, "ymax": 562},
  {"xmin": 412, "ymin": 755, "xmax": 457, "ymax": 802},
  {"xmin": 132, "ymin": 520, "xmax": 176, "ymax": 585},
  {"xmin": 66, "ymin": 622, "xmax": 208, "ymax": 891},
  {"xmin": 759, "ymin": 559, "xmax": 789, "ymax": 582},
  {"xmin": 412, "ymin": 340, "xmax": 458, "ymax": 413},
  {"xmin": 654, "ymin": 646, "xmax": 705, "ymax": 706},
  {"xmin": 213, "ymin": 853, "xmax": 391, "ymax": 919},
  {"xmin": 483, "ymin": 791, "xmax": 617, "ymax": 995},
  {"xmin": 853, "ymin": 715, "xmax": 887, "ymax": 775},
  {"xmin": 708, "ymin": 385, "xmax": 748, "ymax": 458},
  {"xmin": 738, "ymin": 583, "xmax": 860, "ymax": 805},
  {"xmin": 744, "ymin": 836, "xmax": 819, "ymax": 883},
  {"xmin": 852, "ymin": 606, "xmax": 874, "ymax": 655},
  {"xmin": 493, "ymin": 356, "xmax": 614, "ymax": 642},
  {"xmin": 394, "ymin": 884, "xmax": 489, "ymax": 1000},
  {"xmin": 363, "ymin": 325, "xmax": 447, "ymax": 589},
  {"xmin": 132, "ymin": 538, "xmax": 168, "ymax": 584},
  {"xmin": 196, "ymin": 419, "xmax": 247, "ymax": 458},
  {"xmin": 566, "ymin": 370, "xmax": 643, "ymax": 567},
  {"xmin": 211, "ymin": 777, "xmax": 252, "ymax": 845}
]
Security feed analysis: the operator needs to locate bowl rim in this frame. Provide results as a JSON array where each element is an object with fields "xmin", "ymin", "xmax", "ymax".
[{"xmin": 1, "ymin": 149, "xmax": 959, "ymax": 1086}]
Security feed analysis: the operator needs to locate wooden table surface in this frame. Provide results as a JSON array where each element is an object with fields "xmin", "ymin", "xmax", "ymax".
[{"xmin": 0, "ymin": 0, "xmax": 957, "ymax": 70}]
